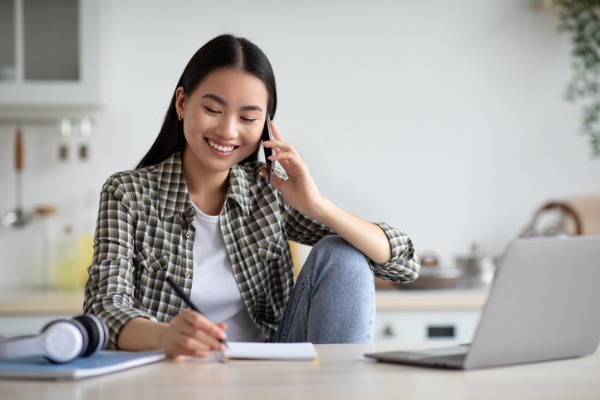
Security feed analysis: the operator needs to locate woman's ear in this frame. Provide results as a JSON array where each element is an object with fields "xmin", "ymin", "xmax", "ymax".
[{"xmin": 175, "ymin": 87, "xmax": 186, "ymax": 119}]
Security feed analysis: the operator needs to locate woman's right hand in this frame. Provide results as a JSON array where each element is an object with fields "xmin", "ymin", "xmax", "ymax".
[{"xmin": 162, "ymin": 310, "xmax": 228, "ymax": 359}]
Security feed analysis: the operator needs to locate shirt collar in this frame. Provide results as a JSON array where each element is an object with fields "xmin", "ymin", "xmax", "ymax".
[
  {"xmin": 156, "ymin": 152, "xmax": 193, "ymax": 219},
  {"xmin": 227, "ymin": 164, "xmax": 252, "ymax": 216},
  {"xmin": 157, "ymin": 153, "xmax": 253, "ymax": 219}
]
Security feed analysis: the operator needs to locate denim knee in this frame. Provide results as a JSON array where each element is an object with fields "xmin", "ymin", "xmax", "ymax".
[
  {"xmin": 309, "ymin": 235, "xmax": 373, "ymax": 279},
  {"xmin": 275, "ymin": 235, "xmax": 375, "ymax": 343},
  {"xmin": 307, "ymin": 235, "xmax": 375, "ymax": 343}
]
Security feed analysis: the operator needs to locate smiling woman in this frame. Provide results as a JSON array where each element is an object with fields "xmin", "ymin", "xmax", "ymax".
[
  {"xmin": 82, "ymin": 34, "xmax": 420, "ymax": 360},
  {"xmin": 136, "ymin": 35, "xmax": 277, "ymax": 170},
  {"xmin": 175, "ymin": 68, "xmax": 269, "ymax": 201}
]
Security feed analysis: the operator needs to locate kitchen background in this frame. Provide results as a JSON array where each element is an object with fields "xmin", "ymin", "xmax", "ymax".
[{"xmin": 0, "ymin": 0, "xmax": 598, "ymax": 291}]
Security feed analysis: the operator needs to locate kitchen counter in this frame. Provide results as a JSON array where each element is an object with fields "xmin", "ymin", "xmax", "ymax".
[
  {"xmin": 0, "ymin": 288, "xmax": 489, "ymax": 341},
  {"xmin": 376, "ymin": 287, "xmax": 488, "ymax": 311},
  {"xmin": 0, "ymin": 288, "xmax": 488, "ymax": 315},
  {"xmin": 0, "ymin": 290, "xmax": 85, "ymax": 338},
  {"xmin": 0, "ymin": 290, "xmax": 84, "ymax": 315}
]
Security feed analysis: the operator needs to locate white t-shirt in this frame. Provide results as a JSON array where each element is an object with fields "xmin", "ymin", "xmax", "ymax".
[{"xmin": 189, "ymin": 205, "xmax": 266, "ymax": 342}]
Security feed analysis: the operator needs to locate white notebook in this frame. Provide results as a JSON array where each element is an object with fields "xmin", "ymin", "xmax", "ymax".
[{"xmin": 224, "ymin": 342, "xmax": 317, "ymax": 361}]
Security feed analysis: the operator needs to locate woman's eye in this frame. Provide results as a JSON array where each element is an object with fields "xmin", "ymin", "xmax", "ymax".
[
  {"xmin": 241, "ymin": 117, "xmax": 258, "ymax": 124},
  {"xmin": 203, "ymin": 106, "xmax": 220, "ymax": 115}
]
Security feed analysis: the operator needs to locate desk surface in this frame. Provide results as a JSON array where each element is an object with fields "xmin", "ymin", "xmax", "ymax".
[{"xmin": 1, "ymin": 343, "xmax": 598, "ymax": 400}]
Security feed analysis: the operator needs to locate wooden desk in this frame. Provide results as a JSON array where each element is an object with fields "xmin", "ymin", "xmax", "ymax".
[{"xmin": 1, "ymin": 343, "xmax": 598, "ymax": 400}]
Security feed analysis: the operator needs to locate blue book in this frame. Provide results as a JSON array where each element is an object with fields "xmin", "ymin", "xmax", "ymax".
[{"xmin": 0, "ymin": 351, "xmax": 165, "ymax": 380}]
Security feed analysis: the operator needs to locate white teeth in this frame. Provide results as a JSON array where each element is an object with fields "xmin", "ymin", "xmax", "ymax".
[{"xmin": 208, "ymin": 139, "xmax": 235, "ymax": 153}]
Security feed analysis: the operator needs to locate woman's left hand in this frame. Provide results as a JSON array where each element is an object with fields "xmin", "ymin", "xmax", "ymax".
[
  {"xmin": 261, "ymin": 120, "xmax": 393, "ymax": 265},
  {"xmin": 261, "ymin": 121, "xmax": 325, "ymax": 221}
]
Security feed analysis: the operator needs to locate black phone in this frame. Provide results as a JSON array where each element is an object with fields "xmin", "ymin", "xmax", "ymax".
[{"xmin": 262, "ymin": 114, "xmax": 275, "ymax": 182}]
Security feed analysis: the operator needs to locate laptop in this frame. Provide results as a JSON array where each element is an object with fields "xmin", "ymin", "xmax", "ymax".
[{"xmin": 365, "ymin": 235, "xmax": 600, "ymax": 370}]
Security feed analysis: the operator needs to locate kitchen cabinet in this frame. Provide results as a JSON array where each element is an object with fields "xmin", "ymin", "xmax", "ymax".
[
  {"xmin": 0, "ymin": 0, "xmax": 100, "ymax": 120},
  {"xmin": 376, "ymin": 310, "xmax": 481, "ymax": 343},
  {"xmin": 374, "ymin": 289, "xmax": 488, "ymax": 343}
]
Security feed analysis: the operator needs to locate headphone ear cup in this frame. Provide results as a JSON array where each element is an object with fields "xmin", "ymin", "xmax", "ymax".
[
  {"xmin": 0, "ymin": 315, "xmax": 108, "ymax": 364},
  {"xmin": 72, "ymin": 315, "xmax": 109, "ymax": 357},
  {"xmin": 40, "ymin": 320, "xmax": 86, "ymax": 363}
]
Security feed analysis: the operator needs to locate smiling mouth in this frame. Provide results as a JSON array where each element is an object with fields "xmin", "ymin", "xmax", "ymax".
[{"xmin": 207, "ymin": 139, "xmax": 237, "ymax": 153}]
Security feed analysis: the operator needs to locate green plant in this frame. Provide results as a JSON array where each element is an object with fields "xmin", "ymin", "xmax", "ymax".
[{"xmin": 555, "ymin": 0, "xmax": 600, "ymax": 158}]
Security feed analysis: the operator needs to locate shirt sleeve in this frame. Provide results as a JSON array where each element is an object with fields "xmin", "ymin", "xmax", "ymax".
[
  {"xmin": 284, "ymin": 202, "xmax": 419, "ymax": 284},
  {"xmin": 83, "ymin": 177, "xmax": 156, "ymax": 349},
  {"xmin": 284, "ymin": 206, "xmax": 334, "ymax": 246},
  {"xmin": 369, "ymin": 222, "xmax": 420, "ymax": 283}
]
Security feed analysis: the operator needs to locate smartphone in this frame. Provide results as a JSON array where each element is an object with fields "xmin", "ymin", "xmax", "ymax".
[{"xmin": 262, "ymin": 114, "xmax": 275, "ymax": 182}]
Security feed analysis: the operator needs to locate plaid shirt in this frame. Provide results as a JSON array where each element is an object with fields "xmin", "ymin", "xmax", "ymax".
[{"xmin": 83, "ymin": 153, "xmax": 419, "ymax": 348}]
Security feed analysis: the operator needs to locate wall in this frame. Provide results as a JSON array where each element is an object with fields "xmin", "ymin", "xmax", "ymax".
[{"xmin": 0, "ymin": 0, "xmax": 598, "ymax": 289}]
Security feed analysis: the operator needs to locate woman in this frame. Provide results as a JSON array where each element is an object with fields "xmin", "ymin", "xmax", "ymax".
[{"xmin": 84, "ymin": 34, "xmax": 419, "ymax": 359}]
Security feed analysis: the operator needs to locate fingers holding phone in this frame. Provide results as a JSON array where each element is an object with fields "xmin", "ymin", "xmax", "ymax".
[
  {"xmin": 263, "ymin": 121, "xmax": 307, "ymax": 178},
  {"xmin": 261, "ymin": 115, "xmax": 277, "ymax": 182},
  {"xmin": 260, "ymin": 121, "xmax": 324, "ymax": 220}
]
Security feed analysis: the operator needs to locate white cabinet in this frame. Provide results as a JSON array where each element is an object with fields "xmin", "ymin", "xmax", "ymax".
[
  {"xmin": 374, "ymin": 290, "xmax": 487, "ymax": 343},
  {"xmin": 0, "ymin": 0, "xmax": 99, "ymax": 118},
  {"xmin": 375, "ymin": 310, "xmax": 481, "ymax": 343}
]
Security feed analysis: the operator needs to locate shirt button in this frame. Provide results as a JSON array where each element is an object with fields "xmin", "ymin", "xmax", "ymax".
[
  {"xmin": 186, "ymin": 231, "xmax": 193, "ymax": 239},
  {"xmin": 184, "ymin": 272, "xmax": 191, "ymax": 278}
]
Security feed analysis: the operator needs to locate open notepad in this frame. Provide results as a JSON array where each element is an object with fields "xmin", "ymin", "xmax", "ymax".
[{"xmin": 224, "ymin": 342, "xmax": 317, "ymax": 361}]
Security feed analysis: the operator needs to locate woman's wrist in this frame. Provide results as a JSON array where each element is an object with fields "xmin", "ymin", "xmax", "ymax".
[
  {"xmin": 118, "ymin": 317, "xmax": 168, "ymax": 351},
  {"xmin": 305, "ymin": 195, "xmax": 334, "ymax": 226}
]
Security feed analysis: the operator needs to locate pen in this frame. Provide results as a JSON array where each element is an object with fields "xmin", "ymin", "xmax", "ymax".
[{"xmin": 165, "ymin": 276, "xmax": 229, "ymax": 349}]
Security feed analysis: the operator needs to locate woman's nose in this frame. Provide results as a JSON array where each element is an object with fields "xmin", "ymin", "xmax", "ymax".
[{"xmin": 215, "ymin": 117, "xmax": 237, "ymax": 139}]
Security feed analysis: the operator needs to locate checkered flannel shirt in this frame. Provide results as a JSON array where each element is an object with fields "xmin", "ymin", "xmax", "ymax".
[{"xmin": 83, "ymin": 152, "xmax": 420, "ymax": 348}]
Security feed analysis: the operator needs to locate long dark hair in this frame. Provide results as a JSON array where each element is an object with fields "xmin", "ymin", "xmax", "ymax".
[{"xmin": 137, "ymin": 34, "xmax": 277, "ymax": 169}]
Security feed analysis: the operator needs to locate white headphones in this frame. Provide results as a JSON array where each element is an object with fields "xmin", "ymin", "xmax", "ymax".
[{"xmin": 0, "ymin": 314, "xmax": 108, "ymax": 364}]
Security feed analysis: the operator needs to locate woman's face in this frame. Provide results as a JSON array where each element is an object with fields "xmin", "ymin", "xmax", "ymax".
[{"xmin": 176, "ymin": 68, "xmax": 269, "ymax": 176}]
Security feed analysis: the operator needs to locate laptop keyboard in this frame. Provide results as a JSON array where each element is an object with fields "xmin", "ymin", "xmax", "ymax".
[{"xmin": 423, "ymin": 353, "xmax": 467, "ymax": 368}]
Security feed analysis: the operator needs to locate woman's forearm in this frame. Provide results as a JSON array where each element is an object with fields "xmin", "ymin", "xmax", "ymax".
[
  {"xmin": 117, "ymin": 317, "xmax": 169, "ymax": 351},
  {"xmin": 313, "ymin": 197, "xmax": 392, "ymax": 265}
]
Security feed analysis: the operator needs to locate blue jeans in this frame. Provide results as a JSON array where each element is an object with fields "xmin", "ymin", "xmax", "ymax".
[{"xmin": 272, "ymin": 236, "xmax": 375, "ymax": 344}]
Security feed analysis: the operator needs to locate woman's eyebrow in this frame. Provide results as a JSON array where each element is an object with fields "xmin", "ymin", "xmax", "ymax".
[{"xmin": 202, "ymin": 93, "xmax": 263, "ymax": 112}]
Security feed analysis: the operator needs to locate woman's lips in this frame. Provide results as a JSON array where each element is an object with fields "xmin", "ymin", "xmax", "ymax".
[{"xmin": 207, "ymin": 138, "xmax": 237, "ymax": 153}]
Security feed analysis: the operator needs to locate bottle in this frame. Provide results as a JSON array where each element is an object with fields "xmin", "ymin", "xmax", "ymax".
[
  {"xmin": 79, "ymin": 232, "xmax": 94, "ymax": 287},
  {"xmin": 55, "ymin": 224, "xmax": 81, "ymax": 291},
  {"xmin": 32, "ymin": 206, "xmax": 58, "ymax": 290},
  {"xmin": 78, "ymin": 191, "xmax": 98, "ymax": 287}
]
